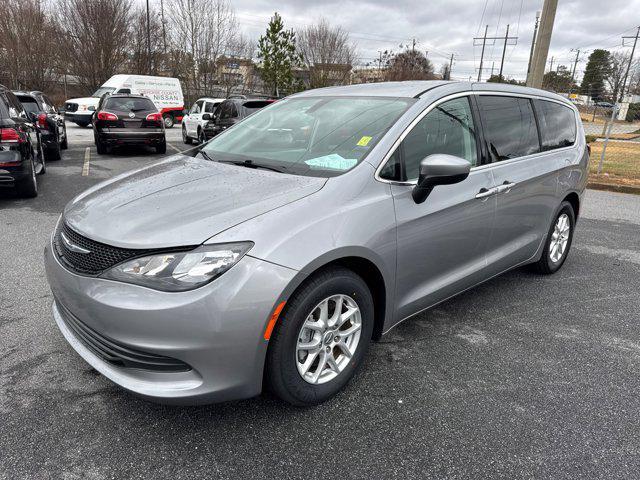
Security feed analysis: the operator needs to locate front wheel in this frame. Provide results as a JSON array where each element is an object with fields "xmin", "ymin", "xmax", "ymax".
[
  {"xmin": 532, "ymin": 201, "xmax": 575, "ymax": 274},
  {"xmin": 266, "ymin": 267, "xmax": 374, "ymax": 406}
]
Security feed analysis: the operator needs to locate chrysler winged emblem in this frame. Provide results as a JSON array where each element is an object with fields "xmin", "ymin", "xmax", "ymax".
[{"xmin": 60, "ymin": 231, "xmax": 90, "ymax": 254}]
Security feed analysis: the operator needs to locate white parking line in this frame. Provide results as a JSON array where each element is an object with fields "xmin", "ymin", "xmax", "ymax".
[
  {"xmin": 82, "ymin": 147, "xmax": 90, "ymax": 176},
  {"xmin": 168, "ymin": 143, "xmax": 181, "ymax": 153}
]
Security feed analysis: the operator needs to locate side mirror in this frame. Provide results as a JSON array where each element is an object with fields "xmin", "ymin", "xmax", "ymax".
[
  {"xmin": 202, "ymin": 113, "xmax": 211, "ymax": 120},
  {"xmin": 412, "ymin": 154, "xmax": 471, "ymax": 204}
]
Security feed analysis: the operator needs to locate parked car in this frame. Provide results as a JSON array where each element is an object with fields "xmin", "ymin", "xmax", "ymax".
[
  {"xmin": 0, "ymin": 84, "xmax": 46, "ymax": 197},
  {"xmin": 45, "ymin": 81, "xmax": 587, "ymax": 406},
  {"xmin": 92, "ymin": 94, "xmax": 166, "ymax": 154},
  {"xmin": 594, "ymin": 101, "xmax": 615, "ymax": 108},
  {"xmin": 14, "ymin": 90, "xmax": 67, "ymax": 160},
  {"xmin": 204, "ymin": 98, "xmax": 275, "ymax": 139},
  {"xmin": 64, "ymin": 75, "xmax": 184, "ymax": 128},
  {"xmin": 182, "ymin": 97, "xmax": 225, "ymax": 144}
]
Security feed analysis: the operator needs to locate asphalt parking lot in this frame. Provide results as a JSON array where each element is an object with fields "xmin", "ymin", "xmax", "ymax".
[{"xmin": 1, "ymin": 122, "xmax": 640, "ymax": 479}]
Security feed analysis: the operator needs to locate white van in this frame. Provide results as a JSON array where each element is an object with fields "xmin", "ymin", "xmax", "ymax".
[{"xmin": 63, "ymin": 75, "xmax": 184, "ymax": 128}]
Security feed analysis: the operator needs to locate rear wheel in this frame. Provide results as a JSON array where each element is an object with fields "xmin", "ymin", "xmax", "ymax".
[
  {"xmin": 163, "ymin": 114, "xmax": 174, "ymax": 129},
  {"xmin": 156, "ymin": 140, "xmax": 167, "ymax": 154},
  {"xmin": 60, "ymin": 127, "xmax": 68, "ymax": 149},
  {"xmin": 198, "ymin": 128, "xmax": 206, "ymax": 144},
  {"xmin": 46, "ymin": 139, "xmax": 62, "ymax": 161},
  {"xmin": 96, "ymin": 139, "xmax": 107, "ymax": 155},
  {"xmin": 182, "ymin": 125, "xmax": 192, "ymax": 144},
  {"xmin": 266, "ymin": 267, "xmax": 374, "ymax": 406},
  {"xmin": 16, "ymin": 158, "xmax": 38, "ymax": 198},
  {"xmin": 532, "ymin": 201, "xmax": 575, "ymax": 274}
]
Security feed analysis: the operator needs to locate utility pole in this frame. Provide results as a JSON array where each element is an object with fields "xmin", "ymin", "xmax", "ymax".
[
  {"xmin": 498, "ymin": 24, "xmax": 510, "ymax": 79},
  {"xmin": 160, "ymin": 0, "xmax": 167, "ymax": 55},
  {"xmin": 447, "ymin": 53, "xmax": 454, "ymax": 80},
  {"xmin": 146, "ymin": 0, "xmax": 152, "ymax": 73},
  {"xmin": 474, "ymin": 25, "xmax": 518, "ymax": 82},
  {"xmin": 526, "ymin": 11, "xmax": 541, "ymax": 84},
  {"xmin": 528, "ymin": 0, "xmax": 558, "ymax": 88},
  {"xmin": 548, "ymin": 56, "xmax": 554, "ymax": 72},
  {"xmin": 476, "ymin": 25, "xmax": 489, "ymax": 82},
  {"xmin": 620, "ymin": 26, "xmax": 640, "ymax": 102},
  {"xmin": 570, "ymin": 49, "xmax": 580, "ymax": 83},
  {"xmin": 412, "ymin": 38, "xmax": 416, "ymax": 53},
  {"xmin": 490, "ymin": 61, "xmax": 495, "ymax": 77}
]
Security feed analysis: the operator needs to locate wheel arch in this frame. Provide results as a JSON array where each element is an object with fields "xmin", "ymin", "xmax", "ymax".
[
  {"xmin": 563, "ymin": 191, "xmax": 580, "ymax": 220},
  {"xmin": 276, "ymin": 249, "xmax": 392, "ymax": 342}
]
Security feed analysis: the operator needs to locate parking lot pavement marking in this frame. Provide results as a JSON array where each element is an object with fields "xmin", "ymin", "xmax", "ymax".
[
  {"xmin": 82, "ymin": 147, "xmax": 90, "ymax": 176},
  {"xmin": 168, "ymin": 142, "xmax": 182, "ymax": 153}
]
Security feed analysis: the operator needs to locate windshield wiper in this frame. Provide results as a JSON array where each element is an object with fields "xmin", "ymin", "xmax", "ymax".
[
  {"xmin": 218, "ymin": 158, "xmax": 287, "ymax": 174},
  {"xmin": 198, "ymin": 150, "xmax": 214, "ymax": 161}
]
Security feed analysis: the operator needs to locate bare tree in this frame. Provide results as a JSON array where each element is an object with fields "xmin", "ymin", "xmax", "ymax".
[
  {"xmin": 57, "ymin": 0, "xmax": 132, "ymax": 91},
  {"xmin": 167, "ymin": 0, "xmax": 239, "ymax": 97},
  {"xmin": 0, "ymin": 0, "xmax": 60, "ymax": 90},
  {"xmin": 297, "ymin": 19, "xmax": 357, "ymax": 88}
]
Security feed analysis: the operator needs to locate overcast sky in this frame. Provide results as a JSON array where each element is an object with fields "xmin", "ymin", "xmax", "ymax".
[{"xmin": 162, "ymin": 0, "xmax": 640, "ymax": 82}]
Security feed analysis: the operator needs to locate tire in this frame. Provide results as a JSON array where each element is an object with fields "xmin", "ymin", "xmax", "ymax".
[
  {"xmin": 37, "ymin": 141, "xmax": 46, "ymax": 174},
  {"xmin": 15, "ymin": 159, "xmax": 38, "ymax": 198},
  {"xmin": 75, "ymin": 122, "xmax": 90, "ymax": 128},
  {"xmin": 156, "ymin": 140, "xmax": 167, "ymax": 154},
  {"xmin": 96, "ymin": 139, "xmax": 107, "ymax": 155},
  {"xmin": 198, "ymin": 128, "xmax": 206, "ymax": 144},
  {"xmin": 266, "ymin": 267, "xmax": 374, "ymax": 406},
  {"xmin": 46, "ymin": 140, "xmax": 62, "ymax": 161},
  {"xmin": 60, "ymin": 128, "xmax": 68, "ymax": 149},
  {"xmin": 163, "ymin": 114, "xmax": 174, "ymax": 129},
  {"xmin": 531, "ymin": 201, "xmax": 575, "ymax": 274},
  {"xmin": 182, "ymin": 125, "xmax": 192, "ymax": 144}
]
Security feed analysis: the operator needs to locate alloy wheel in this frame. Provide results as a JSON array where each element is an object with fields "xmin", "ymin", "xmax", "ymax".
[
  {"xmin": 296, "ymin": 294, "xmax": 362, "ymax": 385},
  {"xmin": 550, "ymin": 213, "xmax": 570, "ymax": 263}
]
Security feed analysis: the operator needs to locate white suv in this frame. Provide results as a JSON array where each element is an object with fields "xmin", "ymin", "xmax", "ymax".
[{"xmin": 182, "ymin": 97, "xmax": 225, "ymax": 144}]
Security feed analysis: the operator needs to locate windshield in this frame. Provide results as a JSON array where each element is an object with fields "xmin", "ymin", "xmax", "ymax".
[
  {"xmin": 201, "ymin": 96, "xmax": 414, "ymax": 177},
  {"xmin": 92, "ymin": 87, "xmax": 116, "ymax": 97}
]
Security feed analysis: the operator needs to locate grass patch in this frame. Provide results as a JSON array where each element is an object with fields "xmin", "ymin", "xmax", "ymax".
[{"xmin": 589, "ymin": 141, "xmax": 640, "ymax": 186}]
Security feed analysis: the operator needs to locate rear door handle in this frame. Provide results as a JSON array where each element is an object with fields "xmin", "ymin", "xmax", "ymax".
[
  {"xmin": 475, "ymin": 187, "xmax": 498, "ymax": 199},
  {"xmin": 497, "ymin": 181, "xmax": 517, "ymax": 194}
]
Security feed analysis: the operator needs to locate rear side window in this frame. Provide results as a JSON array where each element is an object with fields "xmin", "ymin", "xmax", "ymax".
[
  {"xmin": 219, "ymin": 102, "xmax": 238, "ymax": 119},
  {"xmin": 534, "ymin": 100, "xmax": 576, "ymax": 150},
  {"xmin": 16, "ymin": 95, "xmax": 41, "ymax": 114},
  {"xmin": 0, "ymin": 94, "xmax": 10, "ymax": 118},
  {"xmin": 5, "ymin": 91, "xmax": 26, "ymax": 118},
  {"xmin": 104, "ymin": 97, "xmax": 156, "ymax": 112},
  {"xmin": 477, "ymin": 96, "xmax": 540, "ymax": 161}
]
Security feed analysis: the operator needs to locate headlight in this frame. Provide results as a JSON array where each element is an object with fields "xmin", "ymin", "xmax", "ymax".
[{"xmin": 101, "ymin": 242, "xmax": 253, "ymax": 291}]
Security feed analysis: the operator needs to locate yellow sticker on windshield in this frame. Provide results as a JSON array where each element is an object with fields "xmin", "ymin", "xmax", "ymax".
[{"xmin": 357, "ymin": 136, "xmax": 372, "ymax": 147}]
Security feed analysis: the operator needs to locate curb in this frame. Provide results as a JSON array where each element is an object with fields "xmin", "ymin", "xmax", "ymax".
[{"xmin": 587, "ymin": 181, "xmax": 640, "ymax": 195}]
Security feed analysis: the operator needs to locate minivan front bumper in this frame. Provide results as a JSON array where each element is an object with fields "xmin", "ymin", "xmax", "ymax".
[{"xmin": 44, "ymin": 239, "xmax": 296, "ymax": 405}]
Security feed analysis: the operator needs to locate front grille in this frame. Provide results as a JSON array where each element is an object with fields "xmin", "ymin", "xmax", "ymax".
[
  {"xmin": 58, "ymin": 302, "xmax": 191, "ymax": 372},
  {"xmin": 65, "ymin": 102, "xmax": 78, "ymax": 112},
  {"xmin": 53, "ymin": 222, "xmax": 155, "ymax": 275}
]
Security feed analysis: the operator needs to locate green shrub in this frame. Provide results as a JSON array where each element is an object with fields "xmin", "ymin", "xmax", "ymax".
[{"xmin": 585, "ymin": 134, "xmax": 597, "ymax": 144}]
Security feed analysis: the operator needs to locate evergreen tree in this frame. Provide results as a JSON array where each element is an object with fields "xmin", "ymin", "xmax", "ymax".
[
  {"xmin": 257, "ymin": 12, "xmax": 302, "ymax": 96},
  {"xmin": 579, "ymin": 49, "xmax": 611, "ymax": 99}
]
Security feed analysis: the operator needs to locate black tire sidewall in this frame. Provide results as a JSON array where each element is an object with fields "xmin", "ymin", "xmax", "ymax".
[{"xmin": 267, "ymin": 268, "xmax": 374, "ymax": 406}]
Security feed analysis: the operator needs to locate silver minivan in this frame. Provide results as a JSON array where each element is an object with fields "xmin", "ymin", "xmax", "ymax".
[{"xmin": 45, "ymin": 81, "xmax": 588, "ymax": 406}]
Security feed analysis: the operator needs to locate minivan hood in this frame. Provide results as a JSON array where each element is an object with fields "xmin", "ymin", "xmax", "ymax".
[{"xmin": 64, "ymin": 155, "xmax": 327, "ymax": 249}]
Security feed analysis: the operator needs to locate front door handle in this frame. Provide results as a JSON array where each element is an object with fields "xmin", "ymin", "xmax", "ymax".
[{"xmin": 475, "ymin": 187, "xmax": 497, "ymax": 199}]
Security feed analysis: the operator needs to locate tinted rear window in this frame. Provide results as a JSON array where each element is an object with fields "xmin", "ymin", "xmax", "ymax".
[
  {"xmin": 104, "ymin": 97, "xmax": 156, "ymax": 112},
  {"xmin": 16, "ymin": 96, "xmax": 40, "ymax": 113},
  {"xmin": 0, "ymin": 94, "xmax": 10, "ymax": 118},
  {"xmin": 534, "ymin": 100, "xmax": 576, "ymax": 150},
  {"xmin": 477, "ymin": 95, "xmax": 540, "ymax": 161}
]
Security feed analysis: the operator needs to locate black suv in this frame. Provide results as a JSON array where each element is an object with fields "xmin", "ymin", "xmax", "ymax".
[
  {"xmin": 92, "ymin": 94, "xmax": 166, "ymax": 154},
  {"xmin": 0, "ymin": 84, "xmax": 46, "ymax": 197},
  {"xmin": 14, "ymin": 91, "xmax": 67, "ymax": 160},
  {"xmin": 204, "ymin": 98, "xmax": 275, "ymax": 139}
]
